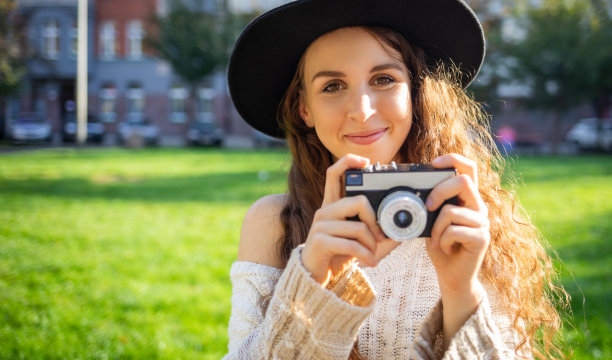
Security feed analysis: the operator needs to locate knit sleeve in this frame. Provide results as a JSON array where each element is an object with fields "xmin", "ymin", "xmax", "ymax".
[
  {"xmin": 223, "ymin": 245, "xmax": 376, "ymax": 359},
  {"xmin": 410, "ymin": 293, "xmax": 529, "ymax": 359}
]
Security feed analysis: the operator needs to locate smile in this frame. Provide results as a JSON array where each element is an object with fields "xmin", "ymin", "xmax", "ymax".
[{"xmin": 345, "ymin": 128, "xmax": 387, "ymax": 145}]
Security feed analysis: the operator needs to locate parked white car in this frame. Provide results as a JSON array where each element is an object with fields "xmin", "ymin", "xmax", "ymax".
[
  {"xmin": 187, "ymin": 120, "xmax": 223, "ymax": 146},
  {"xmin": 566, "ymin": 118, "xmax": 612, "ymax": 151},
  {"xmin": 118, "ymin": 114, "xmax": 159, "ymax": 146},
  {"xmin": 10, "ymin": 113, "xmax": 52, "ymax": 143}
]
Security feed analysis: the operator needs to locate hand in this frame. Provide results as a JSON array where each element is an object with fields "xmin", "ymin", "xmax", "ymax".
[
  {"xmin": 426, "ymin": 153, "xmax": 490, "ymax": 344},
  {"xmin": 301, "ymin": 154, "xmax": 387, "ymax": 286}
]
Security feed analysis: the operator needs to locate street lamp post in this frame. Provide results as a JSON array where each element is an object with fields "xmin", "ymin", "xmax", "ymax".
[{"xmin": 76, "ymin": 0, "xmax": 88, "ymax": 146}]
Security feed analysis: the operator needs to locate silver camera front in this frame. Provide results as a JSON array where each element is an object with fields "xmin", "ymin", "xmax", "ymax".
[{"xmin": 377, "ymin": 191, "xmax": 427, "ymax": 242}]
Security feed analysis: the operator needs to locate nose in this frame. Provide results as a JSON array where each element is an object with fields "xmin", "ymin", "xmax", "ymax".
[{"xmin": 347, "ymin": 87, "xmax": 375, "ymax": 122}]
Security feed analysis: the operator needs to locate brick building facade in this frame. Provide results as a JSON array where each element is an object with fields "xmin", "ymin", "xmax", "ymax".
[{"xmin": 14, "ymin": 0, "xmax": 252, "ymax": 146}]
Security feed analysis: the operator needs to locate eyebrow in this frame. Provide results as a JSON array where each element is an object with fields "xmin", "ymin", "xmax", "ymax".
[
  {"xmin": 310, "ymin": 63, "xmax": 405, "ymax": 83},
  {"xmin": 311, "ymin": 70, "xmax": 344, "ymax": 83},
  {"xmin": 371, "ymin": 63, "xmax": 404, "ymax": 73}
]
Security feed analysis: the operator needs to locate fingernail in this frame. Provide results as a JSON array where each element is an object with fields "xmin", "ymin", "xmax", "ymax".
[{"xmin": 432, "ymin": 157, "xmax": 442, "ymax": 164}]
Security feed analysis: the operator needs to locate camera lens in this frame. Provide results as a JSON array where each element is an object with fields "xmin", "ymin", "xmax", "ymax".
[
  {"xmin": 393, "ymin": 210, "xmax": 412, "ymax": 228},
  {"xmin": 377, "ymin": 191, "xmax": 427, "ymax": 242}
]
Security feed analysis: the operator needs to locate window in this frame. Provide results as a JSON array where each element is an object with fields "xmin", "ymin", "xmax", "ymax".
[
  {"xmin": 198, "ymin": 88, "xmax": 215, "ymax": 122},
  {"xmin": 70, "ymin": 21, "xmax": 77, "ymax": 57},
  {"xmin": 126, "ymin": 83, "xmax": 145, "ymax": 116},
  {"xmin": 127, "ymin": 20, "xmax": 143, "ymax": 59},
  {"xmin": 100, "ymin": 84, "xmax": 117, "ymax": 122},
  {"xmin": 43, "ymin": 19, "xmax": 60, "ymax": 59},
  {"xmin": 100, "ymin": 21, "xmax": 116, "ymax": 59},
  {"xmin": 169, "ymin": 84, "xmax": 187, "ymax": 123}
]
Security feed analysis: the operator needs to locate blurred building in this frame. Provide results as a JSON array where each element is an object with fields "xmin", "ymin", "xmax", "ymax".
[
  {"xmin": 92, "ymin": 0, "xmax": 200, "ymax": 146},
  {"xmin": 15, "ymin": 0, "xmax": 95, "ymax": 143},
  {"xmin": 14, "ymin": 0, "xmax": 253, "ymax": 146},
  {"xmin": 228, "ymin": 0, "xmax": 287, "ymax": 13},
  {"xmin": 14, "ymin": 0, "xmax": 603, "ymax": 150}
]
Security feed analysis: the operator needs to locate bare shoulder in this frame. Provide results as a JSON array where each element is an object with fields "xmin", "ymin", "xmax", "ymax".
[{"xmin": 237, "ymin": 193, "xmax": 287, "ymax": 268}]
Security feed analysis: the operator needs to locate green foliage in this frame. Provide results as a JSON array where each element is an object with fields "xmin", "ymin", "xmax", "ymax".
[
  {"xmin": 0, "ymin": 58, "xmax": 24, "ymax": 97},
  {"xmin": 0, "ymin": 0, "xmax": 25, "ymax": 97},
  {"xmin": 499, "ymin": 0, "xmax": 612, "ymax": 114},
  {"xmin": 579, "ymin": 0, "xmax": 612, "ymax": 115},
  {"xmin": 145, "ymin": 0, "xmax": 256, "ymax": 88},
  {"xmin": 147, "ymin": 0, "xmax": 221, "ymax": 87},
  {"xmin": 465, "ymin": 0, "xmax": 508, "ymax": 103},
  {"xmin": 0, "ymin": 148, "xmax": 610, "ymax": 358},
  {"xmin": 144, "ymin": 0, "xmax": 257, "ymax": 123}
]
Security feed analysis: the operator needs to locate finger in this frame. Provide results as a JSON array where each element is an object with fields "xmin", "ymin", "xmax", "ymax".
[
  {"xmin": 312, "ymin": 233, "xmax": 377, "ymax": 267},
  {"xmin": 322, "ymin": 154, "xmax": 370, "ymax": 206},
  {"xmin": 438, "ymin": 225, "xmax": 489, "ymax": 256},
  {"xmin": 430, "ymin": 205, "xmax": 485, "ymax": 247},
  {"xmin": 315, "ymin": 195, "xmax": 386, "ymax": 241},
  {"xmin": 432, "ymin": 153, "xmax": 478, "ymax": 188},
  {"xmin": 311, "ymin": 220, "xmax": 378, "ymax": 254},
  {"xmin": 426, "ymin": 174, "xmax": 484, "ymax": 212}
]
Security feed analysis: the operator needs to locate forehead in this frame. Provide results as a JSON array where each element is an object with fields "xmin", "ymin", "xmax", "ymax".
[{"xmin": 302, "ymin": 27, "xmax": 404, "ymax": 76}]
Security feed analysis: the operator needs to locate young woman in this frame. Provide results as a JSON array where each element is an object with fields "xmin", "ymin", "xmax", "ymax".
[{"xmin": 224, "ymin": 0, "xmax": 563, "ymax": 358}]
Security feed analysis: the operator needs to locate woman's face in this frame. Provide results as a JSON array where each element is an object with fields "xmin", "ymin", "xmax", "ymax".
[{"xmin": 299, "ymin": 27, "xmax": 412, "ymax": 164}]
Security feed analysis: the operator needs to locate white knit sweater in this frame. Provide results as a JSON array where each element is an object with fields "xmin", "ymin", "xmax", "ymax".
[{"xmin": 224, "ymin": 238, "xmax": 527, "ymax": 359}]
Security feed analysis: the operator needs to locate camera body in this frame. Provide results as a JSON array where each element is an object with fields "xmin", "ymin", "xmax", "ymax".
[{"xmin": 344, "ymin": 162, "xmax": 457, "ymax": 242}]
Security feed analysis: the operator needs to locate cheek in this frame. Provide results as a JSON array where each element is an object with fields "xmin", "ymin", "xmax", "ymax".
[
  {"xmin": 383, "ymin": 82, "xmax": 409, "ymax": 106},
  {"xmin": 379, "ymin": 90, "xmax": 412, "ymax": 121},
  {"xmin": 396, "ymin": 86, "xmax": 412, "ymax": 115},
  {"xmin": 312, "ymin": 101, "xmax": 345, "ymax": 130}
]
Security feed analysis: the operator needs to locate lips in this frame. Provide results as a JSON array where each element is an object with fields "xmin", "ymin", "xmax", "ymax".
[{"xmin": 345, "ymin": 128, "xmax": 387, "ymax": 145}]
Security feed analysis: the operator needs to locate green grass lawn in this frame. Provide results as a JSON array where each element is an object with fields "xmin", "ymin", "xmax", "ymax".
[
  {"xmin": 0, "ymin": 148, "xmax": 610, "ymax": 359},
  {"xmin": 510, "ymin": 156, "xmax": 612, "ymax": 358}
]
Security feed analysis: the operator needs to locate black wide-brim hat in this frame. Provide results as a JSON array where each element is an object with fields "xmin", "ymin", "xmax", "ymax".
[{"xmin": 228, "ymin": 0, "xmax": 485, "ymax": 139}]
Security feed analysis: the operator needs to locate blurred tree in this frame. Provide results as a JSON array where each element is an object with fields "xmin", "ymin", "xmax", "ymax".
[
  {"xmin": 464, "ymin": 0, "xmax": 508, "ymax": 107},
  {"xmin": 496, "ymin": 0, "xmax": 612, "ymax": 153},
  {"xmin": 580, "ymin": 0, "xmax": 612, "ymax": 121},
  {"xmin": 145, "ymin": 0, "xmax": 258, "ymax": 124},
  {"xmin": 0, "ymin": 0, "xmax": 26, "ymax": 139}
]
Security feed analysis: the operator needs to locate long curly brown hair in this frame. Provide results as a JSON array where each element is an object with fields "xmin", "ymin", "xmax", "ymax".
[{"xmin": 276, "ymin": 26, "xmax": 567, "ymax": 359}]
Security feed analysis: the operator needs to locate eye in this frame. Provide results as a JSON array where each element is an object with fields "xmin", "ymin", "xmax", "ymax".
[
  {"xmin": 372, "ymin": 75, "xmax": 396, "ymax": 87},
  {"xmin": 322, "ymin": 81, "xmax": 344, "ymax": 94}
]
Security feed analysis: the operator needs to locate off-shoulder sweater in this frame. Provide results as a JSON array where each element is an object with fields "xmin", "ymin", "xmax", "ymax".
[{"xmin": 224, "ymin": 238, "xmax": 527, "ymax": 359}]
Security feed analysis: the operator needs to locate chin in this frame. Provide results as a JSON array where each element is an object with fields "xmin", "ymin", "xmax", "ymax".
[
  {"xmin": 330, "ymin": 145, "xmax": 398, "ymax": 165},
  {"xmin": 356, "ymin": 151, "xmax": 396, "ymax": 165}
]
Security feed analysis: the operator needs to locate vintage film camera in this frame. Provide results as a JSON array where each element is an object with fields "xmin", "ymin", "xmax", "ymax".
[{"xmin": 344, "ymin": 162, "xmax": 457, "ymax": 242}]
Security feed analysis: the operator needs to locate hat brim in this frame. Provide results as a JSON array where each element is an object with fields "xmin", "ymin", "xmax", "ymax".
[{"xmin": 228, "ymin": 0, "xmax": 485, "ymax": 139}]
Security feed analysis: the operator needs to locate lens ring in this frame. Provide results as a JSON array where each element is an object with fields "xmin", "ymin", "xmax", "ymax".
[{"xmin": 377, "ymin": 191, "xmax": 427, "ymax": 242}]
